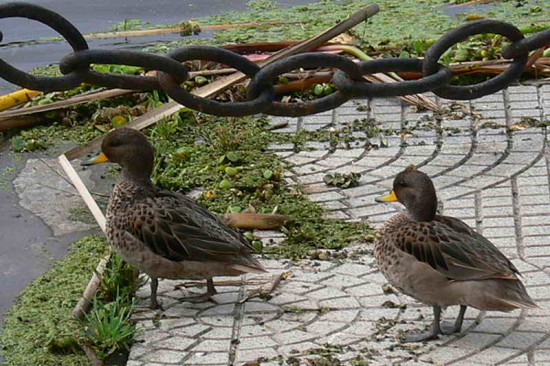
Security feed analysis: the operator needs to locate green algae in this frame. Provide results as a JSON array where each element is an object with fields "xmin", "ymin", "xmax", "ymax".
[
  {"xmin": 0, "ymin": 236, "xmax": 108, "ymax": 366},
  {"xmin": 171, "ymin": 0, "xmax": 548, "ymax": 54},
  {"xmin": 1, "ymin": 235, "xmax": 138, "ymax": 364},
  {"xmin": 67, "ymin": 206, "xmax": 98, "ymax": 224}
]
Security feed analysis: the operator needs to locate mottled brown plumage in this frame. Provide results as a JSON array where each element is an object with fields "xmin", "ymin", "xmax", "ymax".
[
  {"xmin": 84, "ymin": 128, "xmax": 266, "ymax": 308},
  {"xmin": 375, "ymin": 166, "xmax": 537, "ymax": 342}
]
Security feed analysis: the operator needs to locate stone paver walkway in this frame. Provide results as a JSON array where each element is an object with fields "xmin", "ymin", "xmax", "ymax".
[{"xmin": 127, "ymin": 85, "xmax": 550, "ymax": 366}]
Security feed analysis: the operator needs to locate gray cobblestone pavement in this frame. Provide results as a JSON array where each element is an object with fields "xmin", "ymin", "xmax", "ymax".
[{"xmin": 127, "ymin": 85, "xmax": 550, "ymax": 366}]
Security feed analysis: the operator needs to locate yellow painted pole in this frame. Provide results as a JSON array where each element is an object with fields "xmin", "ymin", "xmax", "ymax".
[{"xmin": 0, "ymin": 89, "xmax": 41, "ymax": 111}]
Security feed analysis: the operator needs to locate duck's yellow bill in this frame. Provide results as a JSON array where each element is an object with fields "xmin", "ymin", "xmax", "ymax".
[
  {"xmin": 375, "ymin": 190, "xmax": 398, "ymax": 202},
  {"xmin": 82, "ymin": 152, "xmax": 110, "ymax": 166}
]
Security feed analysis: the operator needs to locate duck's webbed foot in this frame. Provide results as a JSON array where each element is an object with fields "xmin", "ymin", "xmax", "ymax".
[
  {"xmin": 403, "ymin": 330, "xmax": 440, "ymax": 343},
  {"xmin": 441, "ymin": 305, "xmax": 467, "ymax": 335},
  {"xmin": 401, "ymin": 305, "xmax": 442, "ymax": 343},
  {"xmin": 180, "ymin": 279, "xmax": 218, "ymax": 304}
]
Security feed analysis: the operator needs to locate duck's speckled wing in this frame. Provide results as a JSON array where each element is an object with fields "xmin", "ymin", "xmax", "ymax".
[
  {"xmin": 386, "ymin": 214, "xmax": 519, "ymax": 281},
  {"xmin": 127, "ymin": 191, "xmax": 262, "ymax": 269}
]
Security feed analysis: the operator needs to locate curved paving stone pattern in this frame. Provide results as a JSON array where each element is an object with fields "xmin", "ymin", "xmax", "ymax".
[{"xmin": 128, "ymin": 85, "xmax": 550, "ymax": 366}]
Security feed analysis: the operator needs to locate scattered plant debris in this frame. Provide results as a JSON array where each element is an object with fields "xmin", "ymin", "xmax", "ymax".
[{"xmin": 323, "ymin": 172, "xmax": 361, "ymax": 188}]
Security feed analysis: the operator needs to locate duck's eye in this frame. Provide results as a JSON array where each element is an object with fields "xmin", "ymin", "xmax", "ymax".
[
  {"xmin": 397, "ymin": 180, "xmax": 407, "ymax": 187},
  {"xmin": 109, "ymin": 140, "xmax": 123, "ymax": 147}
]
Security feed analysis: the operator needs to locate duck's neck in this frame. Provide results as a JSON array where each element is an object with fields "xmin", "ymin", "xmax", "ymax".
[
  {"xmin": 404, "ymin": 194, "xmax": 437, "ymax": 222},
  {"xmin": 408, "ymin": 206, "xmax": 436, "ymax": 222},
  {"xmin": 120, "ymin": 162, "xmax": 154, "ymax": 188}
]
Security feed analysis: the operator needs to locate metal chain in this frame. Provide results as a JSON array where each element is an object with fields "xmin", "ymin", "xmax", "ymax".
[{"xmin": 0, "ymin": 2, "xmax": 549, "ymax": 117}]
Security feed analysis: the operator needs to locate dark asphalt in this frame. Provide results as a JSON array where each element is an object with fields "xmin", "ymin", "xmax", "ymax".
[{"xmin": 0, "ymin": 0, "xmax": 316, "ymax": 362}]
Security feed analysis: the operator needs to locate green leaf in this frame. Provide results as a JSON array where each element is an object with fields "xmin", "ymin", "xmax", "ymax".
[
  {"xmin": 323, "ymin": 84, "xmax": 334, "ymax": 95},
  {"xmin": 225, "ymin": 167, "xmax": 239, "ymax": 177},
  {"xmin": 263, "ymin": 169, "xmax": 273, "ymax": 179},
  {"xmin": 253, "ymin": 240, "xmax": 263, "ymax": 253},
  {"xmin": 226, "ymin": 151, "xmax": 240, "ymax": 162},
  {"xmin": 278, "ymin": 76, "xmax": 289, "ymax": 84},
  {"xmin": 37, "ymin": 98, "xmax": 53, "ymax": 105},
  {"xmin": 111, "ymin": 115, "xmax": 128, "ymax": 128},
  {"xmin": 194, "ymin": 76, "xmax": 208, "ymax": 85},
  {"xmin": 313, "ymin": 84, "xmax": 324, "ymax": 96},
  {"xmin": 25, "ymin": 139, "xmax": 39, "ymax": 151},
  {"xmin": 228, "ymin": 205, "xmax": 242, "ymax": 213},
  {"xmin": 11, "ymin": 136, "xmax": 26, "ymax": 152},
  {"xmin": 413, "ymin": 39, "xmax": 427, "ymax": 54},
  {"xmin": 93, "ymin": 64, "xmax": 111, "ymax": 73},
  {"xmin": 454, "ymin": 47, "xmax": 470, "ymax": 62},
  {"xmin": 44, "ymin": 111, "xmax": 57, "ymax": 119},
  {"xmin": 219, "ymin": 179, "xmax": 231, "ymax": 189}
]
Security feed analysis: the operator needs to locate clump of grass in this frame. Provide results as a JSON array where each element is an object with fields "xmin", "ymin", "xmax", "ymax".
[
  {"xmin": 97, "ymin": 253, "xmax": 139, "ymax": 304},
  {"xmin": 81, "ymin": 251, "xmax": 138, "ymax": 361},
  {"xmin": 82, "ymin": 293, "xmax": 137, "ymax": 360}
]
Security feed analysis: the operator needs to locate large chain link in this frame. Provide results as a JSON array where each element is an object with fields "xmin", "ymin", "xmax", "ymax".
[{"xmin": 0, "ymin": 2, "xmax": 548, "ymax": 116}]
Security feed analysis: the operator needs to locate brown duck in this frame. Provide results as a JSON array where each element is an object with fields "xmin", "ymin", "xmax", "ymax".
[
  {"xmin": 375, "ymin": 165, "xmax": 537, "ymax": 342},
  {"xmin": 84, "ymin": 128, "xmax": 266, "ymax": 309}
]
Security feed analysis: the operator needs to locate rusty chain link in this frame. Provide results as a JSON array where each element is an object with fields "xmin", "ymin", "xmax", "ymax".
[
  {"xmin": 157, "ymin": 46, "xmax": 275, "ymax": 116},
  {"xmin": 0, "ymin": 2, "xmax": 549, "ymax": 117},
  {"xmin": 422, "ymin": 20, "xmax": 528, "ymax": 100}
]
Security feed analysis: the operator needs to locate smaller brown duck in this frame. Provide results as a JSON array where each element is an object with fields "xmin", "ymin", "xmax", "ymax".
[
  {"xmin": 375, "ymin": 165, "xmax": 537, "ymax": 342},
  {"xmin": 84, "ymin": 128, "xmax": 266, "ymax": 309}
]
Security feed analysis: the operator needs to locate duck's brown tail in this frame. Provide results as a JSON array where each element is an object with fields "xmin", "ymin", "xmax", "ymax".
[
  {"xmin": 232, "ymin": 264, "xmax": 268, "ymax": 274},
  {"xmin": 232, "ymin": 255, "xmax": 268, "ymax": 274},
  {"xmin": 471, "ymin": 279, "xmax": 538, "ymax": 312}
]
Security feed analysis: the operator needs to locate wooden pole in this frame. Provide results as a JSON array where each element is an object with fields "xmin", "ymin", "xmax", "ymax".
[
  {"xmin": 58, "ymin": 154, "xmax": 107, "ymax": 232},
  {"xmin": 72, "ymin": 254, "xmax": 111, "ymax": 320}
]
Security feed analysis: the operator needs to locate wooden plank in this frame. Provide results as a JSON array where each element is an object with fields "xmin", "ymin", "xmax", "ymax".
[
  {"xmin": 0, "ymin": 115, "xmax": 43, "ymax": 132},
  {"xmin": 58, "ymin": 154, "xmax": 107, "ymax": 232}
]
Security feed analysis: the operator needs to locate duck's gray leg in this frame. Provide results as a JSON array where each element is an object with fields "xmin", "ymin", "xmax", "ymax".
[
  {"xmin": 207, "ymin": 278, "xmax": 218, "ymax": 297},
  {"xmin": 442, "ymin": 305, "xmax": 467, "ymax": 335},
  {"xmin": 180, "ymin": 278, "xmax": 218, "ymax": 303},
  {"xmin": 402, "ymin": 305, "xmax": 442, "ymax": 342},
  {"xmin": 150, "ymin": 277, "xmax": 161, "ymax": 309}
]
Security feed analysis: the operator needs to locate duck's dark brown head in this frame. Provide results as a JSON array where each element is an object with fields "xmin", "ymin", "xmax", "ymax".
[
  {"xmin": 375, "ymin": 165, "xmax": 437, "ymax": 222},
  {"xmin": 83, "ymin": 128, "xmax": 155, "ymax": 183}
]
